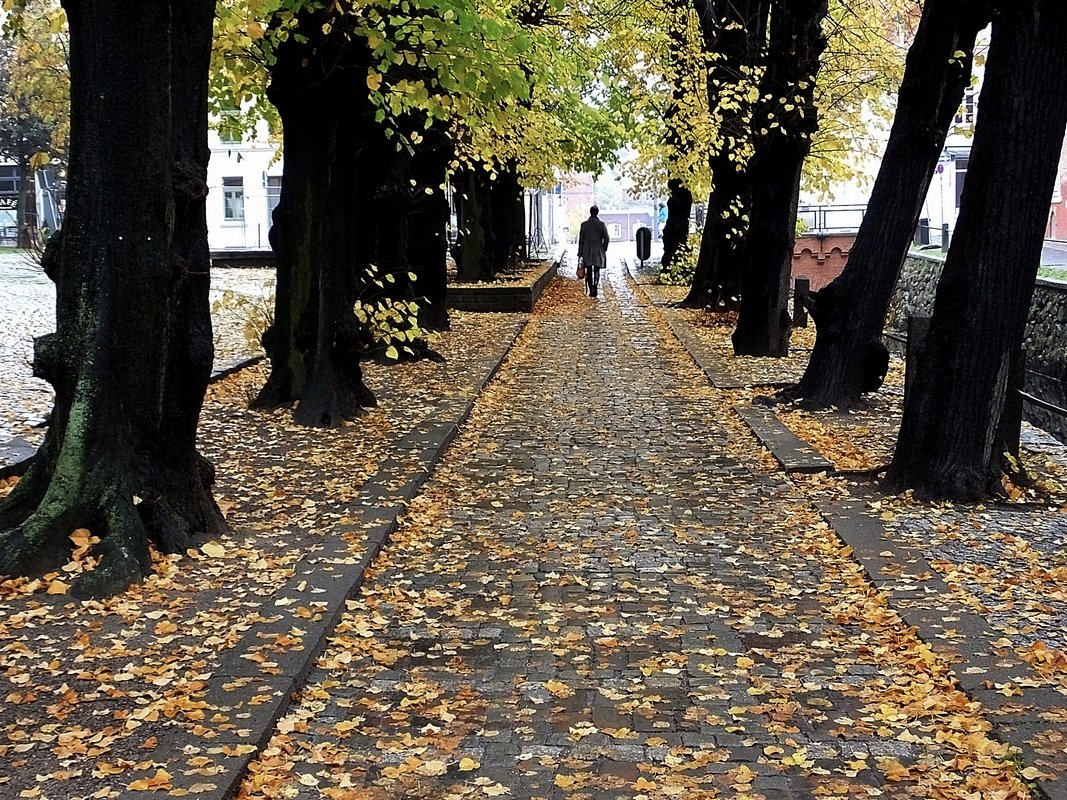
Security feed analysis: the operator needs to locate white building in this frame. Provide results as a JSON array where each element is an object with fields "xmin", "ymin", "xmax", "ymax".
[{"xmin": 207, "ymin": 119, "xmax": 282, "ymax": 252}]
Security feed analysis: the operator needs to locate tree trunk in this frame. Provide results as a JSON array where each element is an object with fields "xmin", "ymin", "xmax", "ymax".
[
  {"xmin": 660, "ymin": 4, "xmax": 694, "ymax": 273},
  {"xmin": 256, "ymin": 17, "xmax": 377, "ymax": 426},
  {"xmin": 454, "ymin": 168, "xmax": 492, "ymax": 282},
  {"xmin": 16, "ymin": 162, "xmax": 36, "ymax": 248},
  {"xmin": 785, "ymin": 0, "xmax": 989, "ymax": 409},
  {"xmin": 885, "ymin": 0, "xmax": 1067, "ymax": 500},
  {"xmin": 407, "ymin": 140, "xmax": 451, "ymax": 331},
  {"xmin": 732, "ymin": 0, "xmax": 828, "ymax": 357},
  {"xmin": 0, "ymin": 0, "xmax": 225, "ymax": 597},
  {"xmin": 489, "ymin": 163, "xmax": 526, "ymax": 271},
  {"xmin": 660, "ymin": 179, "xmax": 693, "ymax": 270},
  {"xmin": 680, "ymin": 0, "xmax": 768, "ymax": 309}
]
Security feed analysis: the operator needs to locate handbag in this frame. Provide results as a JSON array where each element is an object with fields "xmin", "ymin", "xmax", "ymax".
[{"xmin": 576, "ymin": 259, "xmax": 586, "ymax": 280}]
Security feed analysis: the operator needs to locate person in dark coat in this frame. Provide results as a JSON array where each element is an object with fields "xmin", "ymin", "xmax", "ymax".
[{"xmin": 577, "ymin": 205, "xmax": 609, "ymax": 297}]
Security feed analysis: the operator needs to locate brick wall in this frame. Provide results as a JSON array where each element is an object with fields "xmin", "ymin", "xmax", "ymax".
[{"xmin": 790, "ymin": 233, "xmax": 856, "ymax": 290}]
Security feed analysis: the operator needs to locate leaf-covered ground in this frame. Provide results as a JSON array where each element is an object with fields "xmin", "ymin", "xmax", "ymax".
[
  {"xmin": 234, "ymin": 266, "xmax": 1037, "ymax": 800},
  {"xmin": 640, "ymin": 274, "xmax": 1067, "ymax": 792},
  {"xmin": 0, "ymin": 309, "xmax": 525, "ymax": 800},
  {"xmin": 2, "ymin": 261, "xmax": 1063, "ymax": 799}
]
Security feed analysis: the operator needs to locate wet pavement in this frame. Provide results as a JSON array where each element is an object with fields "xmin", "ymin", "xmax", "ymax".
[{"xmin": 234, "ymin": 263, "xmax": 1048, "ymax": 799}]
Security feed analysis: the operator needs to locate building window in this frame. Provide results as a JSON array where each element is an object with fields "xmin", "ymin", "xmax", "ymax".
[
  {"xmin": 955, "ymin": 88, "xmax": 976, "ymax": 126},
  {"xmin": 223, "ymin": 177, "xmax": 244, "ymax": 222},
  {"xmin": 955, "ymin": 157, "xmax": 968, "ymax": 209},
  {"xmin": 266, "ymin": 175, "xmax": 282, "ymax": 217},
  {"xmin": 0, "ymin": 165, "xmax": 19, "ymax": 195},
  {"xmin": 219, "ymin": 110, "xmax": 242, "ymax": 144}
]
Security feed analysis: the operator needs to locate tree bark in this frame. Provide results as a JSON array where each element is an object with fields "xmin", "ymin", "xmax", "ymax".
[
  {"xmin": 256, "ymin": 17, "xmax": 377, "ymax": 426},
  {"xmin": 0, "ymin": 0, "xmax": 225, "ymax": 596},
  {"xmin": 784, "ymin": 0, "xmax": 989, "ymax": 409},
  {"xmin": 885, "ymin": 0, "xmax": 1067, "ymax": 500},
  {"xmin": 659, "ymin": 5, "xmax": 694, "ymax": 273},
  {"xmin": 680, "ymin": 0, "xmax": 768, "ymax": 309},
  {"xmin": 407, "ymin": 138, "xmax": 451, "ymax": 331},
  {"xmin": 454, "ymin": 167, "xmax": 492, "ymax": 282},
  {"xmin": 489, "ymin": 163, "xmax": 527, "ymax": 270},
  {"xmin": 660, "ymin": 179, "xmax": 693, "ymax": 271},
  {"xmin": 732, "ymin": 0, "xmax": 828, "ymax": 357}
]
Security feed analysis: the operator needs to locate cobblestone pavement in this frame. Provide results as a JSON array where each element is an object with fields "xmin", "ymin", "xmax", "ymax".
[
  {"xmin": 238, "ymin": 263, "xmax": 1035, "ymax": 799},
  {"xmin": 0, "ymin": 253, "xmax": 273, "ymax": 445}
]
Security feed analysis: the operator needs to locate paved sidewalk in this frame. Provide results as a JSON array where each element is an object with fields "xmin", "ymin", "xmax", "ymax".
[{"xmin": 236, "ymin": 264, "xmax": 1038, "ymax": 799}]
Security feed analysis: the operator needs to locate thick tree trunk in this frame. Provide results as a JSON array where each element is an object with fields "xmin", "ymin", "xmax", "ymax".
[
  {"xmin": 885, "ymin": 0, "xmax": 1067, "ymax": 500},
  {"xmin": 660, "ymin": 179, "xmax": 693, "ymax": 271},
  {"xmin": 256, "ymin": 18, "xmax": 376, "ymax": 426},
  {"xmin": 454, "ymin": 168, "xmax": 492, "ymax": 282},
  {"xmin": 355, "ymin": 122, "xmax": 450, "ymax": 333},
  {"xmin": 489, "ymin": 164, "xmax": 526, "ymax": 270},
  {"xmin": 0, "ymin": 0, "xmax": 224, "ymax": 596},
  {"xmin": 680, "ymin": 0, "xmax": 768, "ymax": 309},
  {"xmin": 732, "ymin": 0, "xmax": 827, "ymax": 357},
  {"xmin": 785, "ymin": 0, "xmax": 989, "ymax": 409},
  {"xmin": 407, "ymin": 141, "xmax": 451, "ymax": 331}
]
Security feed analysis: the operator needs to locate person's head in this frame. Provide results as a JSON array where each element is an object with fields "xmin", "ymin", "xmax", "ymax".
[{"xmin": 589, "ymin": 205, "xmax": 599, "ymax": 217}]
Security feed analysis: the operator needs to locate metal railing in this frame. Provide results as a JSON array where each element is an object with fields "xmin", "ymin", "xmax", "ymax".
[{"xmin": 797, "ymin": 203, "xmax": 866, "ymax": 234}]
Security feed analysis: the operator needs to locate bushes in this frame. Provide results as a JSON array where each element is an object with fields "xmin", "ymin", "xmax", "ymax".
[{"xmin": 658, "ymin": 232, "xmax": 700, "ymax": 285}]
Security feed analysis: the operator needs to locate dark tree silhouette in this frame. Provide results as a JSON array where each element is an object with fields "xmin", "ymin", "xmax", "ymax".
[
  {"xmin": 0, "ymin": 0, "xmax": 225, "ymax": 596},
  {"xmin": 886, "ymin": 0, "xmax": 1067, "ymax": 500},
  {"xmin": 731, "ymin": 0, "xmax": 828, "ymax": 357},
  {"xmin": 255, "ymin": 12, "xmax": 378, "ymax": 426},
  {"xmin": 782, "ymin": 0, "xmax": 989, "ymax": 409},
  {"xmin": 680, "ymin": 0, "xmax": 769, "ymax": 309}
]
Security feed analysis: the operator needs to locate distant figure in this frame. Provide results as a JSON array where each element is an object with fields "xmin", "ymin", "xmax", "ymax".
[{"xmin": 578, "ymin": 205, "xmax": 609, "ymax": 297}]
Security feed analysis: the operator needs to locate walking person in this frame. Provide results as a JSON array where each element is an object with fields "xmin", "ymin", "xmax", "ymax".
[{"xmin": 578, "ymin": 205, "xmax": 609, "ymax": 298}]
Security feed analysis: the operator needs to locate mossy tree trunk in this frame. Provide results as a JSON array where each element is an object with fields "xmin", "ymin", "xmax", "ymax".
[
  {"xmin": 256, "ymin": 15, "xmax": 376, "ymax": 426},
  {"xmin": 732, "ymin": 0, "xmax": 827, "ymax": 357},
  {"xmin": 0, "ymin": 0, "xmax": 225, "ymax": 597},
  {"xmin": 784, "ymin": 0, "xmax": 989, "ymax": 409},
  {"xmin": 885, "ymin": 0, "xmax": 1067, "ymax": 500}
]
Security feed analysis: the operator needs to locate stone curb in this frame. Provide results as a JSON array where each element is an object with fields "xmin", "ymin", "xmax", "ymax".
[
  {"xmin": 109, "ymin": 319, "xmax": 531, "ymax": 800},
  {"xmin": 624, "ymin": 264, "xmax": 1061, "ymax": 797},
  {"xmin": 448, "ymin": 260, "xmax": 558, "ymax": 312},
  {"xmin": 822, "ymin": 497, "xmax": 1065, "ymax": 800},
  {"xmin": 622, "ymin": 262, "xmax": 832, "ymax": 474},
  {"xmin": 733, "ymin": 405, "xmax": 834, "ymax": 474}
]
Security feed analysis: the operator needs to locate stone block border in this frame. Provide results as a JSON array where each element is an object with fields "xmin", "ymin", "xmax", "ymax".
[
  {"xmin": 121, "ymin": 318, "xmax": 529, "ymax": 800},
  {"xmin": 624, "ymin": 262, "xmax": 831, "ymax": 474},
  {"xmin": 448, "ymin": 260, "xmax": 557, "ymax": 312},
  {"xmin": 626, "ymin": 263, "xmax": 1063, "ymax": 800},
  {"xmin": 823, "ymin": 498, "xmax": 1067, "ymax": 800}
]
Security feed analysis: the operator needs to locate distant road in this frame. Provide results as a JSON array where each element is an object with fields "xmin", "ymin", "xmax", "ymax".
[{"xmin": 1043, "ymin": 240, "xmax": 1067, "ymax": 268}]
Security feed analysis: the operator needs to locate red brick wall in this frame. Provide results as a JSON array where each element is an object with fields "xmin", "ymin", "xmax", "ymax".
[{"xmin": 790, "ymin": 233, "xmax": 857, "ymax": 290}]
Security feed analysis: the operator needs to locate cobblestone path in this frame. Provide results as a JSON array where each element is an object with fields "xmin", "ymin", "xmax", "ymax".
[{"xmin": 239, "ymin": 264, "xmax": 1032, "ymax": 799}]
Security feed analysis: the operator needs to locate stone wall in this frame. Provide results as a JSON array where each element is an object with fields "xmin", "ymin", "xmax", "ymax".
[
  {"xmin": 888, "ymin": 250, "xmax": 1067, "ymax": 437},
  {"xmin": 885, "ymin": 249, "xmax": 945, "ymax": 334}
]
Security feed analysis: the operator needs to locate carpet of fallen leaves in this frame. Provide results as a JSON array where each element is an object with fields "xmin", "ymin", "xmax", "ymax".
[
  {"xmin": 0, "ymin": 309, "xmax": 525, "ymax": 800},
  {"xmin": 235, "ymin": 267, "xmax": 1034, "ymax": 800},
  {"xmin": 639, "ymin": 274, "xmax": 1067, "ymax": 792}
]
